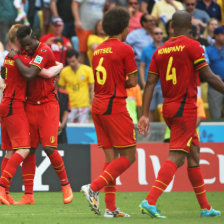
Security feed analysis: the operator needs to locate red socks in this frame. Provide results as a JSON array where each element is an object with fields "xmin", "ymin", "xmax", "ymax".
[
  {"xmin": 22, "ymin": 154, "xmax": 36, "ymax": 194},
  {"xmin": 90, "ymin": 156, "xmax": 130, "ymax": 192},
  {"xmin": 103, "ymin": 162, "xmax": 117, "ymax": 211},
  {"xmin": 48, "ymin": 150, "xmax": 68, "ymax": 186},
  {"xmin": 188, "ymin": 166, "xmax": 211, "ymax": 210},
  {"xmin": 1, "ymin": 157, "xmax": 9, "ymax": 174},
  {"xmin": 146, "ymin": 160, "xmax": 177, "ymax": 205},
  {"xmin": 0, "ymin": 153, "xmax": 24, "ymax": 188},
  {"xmin": 1, "ymin": 157, "xmax": 9, "ymax": 193}
]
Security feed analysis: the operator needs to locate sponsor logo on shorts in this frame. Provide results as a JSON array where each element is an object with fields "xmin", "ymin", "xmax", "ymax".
[
  {"xmin": 34, "ymin": 55, "xmax": 43, "ymax": 64},
  {"xmin": 50, "ymin": 136, "xmax": 55, "ymax": 143}
]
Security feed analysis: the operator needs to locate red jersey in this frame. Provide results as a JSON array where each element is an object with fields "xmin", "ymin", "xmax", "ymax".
[
  {"xmin": 91, "ymin": 38, "xmax": 137, "ymax": 114},
  {"xmin": 39, "ymin": 33, "xmax": 70, "ymax": 66},
  {"xmin": 149, "ymin": 36, "xmax": 208, "ymax": 117},
  {"xmin": 1, "ymin": 54, "xmax": 30, "ymax": 104},
  {"xmin": 27, "ymin": 42, "xmax": 57, "ymax": 104}
]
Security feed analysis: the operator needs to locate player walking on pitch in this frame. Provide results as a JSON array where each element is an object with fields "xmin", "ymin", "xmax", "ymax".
[
  {"xmin": 81, "ymin": 7, "xmax": 137, "ymax": 217},
  {"xmin": 138, "ymin": 10, "xmax": 224, "ymax": 218}
]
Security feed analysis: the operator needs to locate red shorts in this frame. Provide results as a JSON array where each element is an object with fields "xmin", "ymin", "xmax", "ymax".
[
  {"xmin": 164, "ymin": 116, "xmax": 199, "ymax": 153},
  {"xmin": 1, "ymin": 109, "xmax": 30, "ymax": 151},
  {"xmin": 92, "ymin": 111, "xmax": 136, "ymax": 149},
  {"xmin": 25, "ymin": 102, "xmax": 59, "ymax": 149},
  {"xmin": 75, "ymin": 28, "xmax": 92, "ymax": 52}
]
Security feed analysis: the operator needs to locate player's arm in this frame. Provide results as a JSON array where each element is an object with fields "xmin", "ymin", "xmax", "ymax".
[
  {"xmin": 126, "ymin": 72, "xmax": 137, "ymax": 88},
  {"xmin": 89, "ymin": 83, "xmax": 94, "ymax": 105},
  {"xmin": 7, "ymin": 49, "xmax": 40, "ymax": 80},
  {"xmin": 59, "ymin": 110, "xmax": 69, "ymax": 133},
  {"xmin": 137, "ymin": 73, "xmax": 159, "ymax": 135},
  {"xmin": 199, "ymin": 65, "xmax": 224, "ymax": 94},
  {"xmin": 14, "ymin": 58, "xmax": 40, "ymax": 80},
  {"xmin": 39, "ymin": 62, "xmax": 63, "ymax": 78},
  {"xmin": 196, "ymin": 117, "xmax": 203, "ymax": 127},
  {"xmin": 139, "ymin": 62, "xmax": 146, "ymax": 88}
]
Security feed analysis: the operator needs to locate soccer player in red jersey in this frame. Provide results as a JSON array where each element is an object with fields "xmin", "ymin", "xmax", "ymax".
[
  {"xmin": 81, "ymin": 7, "xmax": 137, "ymax": 217},
  {"xmin": 0, "ymin": 24, "xmax": 63, "ymax": 205},
  {"xmin": 138, "ymin": 11, "xmax": 224, "ymax": 218},
  {"xmin": 6, "ymin": 26, "xmax": 73, "ymax": 205}
]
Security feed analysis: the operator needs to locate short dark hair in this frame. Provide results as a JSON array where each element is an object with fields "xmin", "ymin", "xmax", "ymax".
[
  {"xmin": 66, "ymin": 49, "xmax": 79, "ymax": 59},
  {"xmin": 140, "ymin": 14, "xmax": 149, "ymax": 27},
  {"xmin": 17, "ymin": 25, "xmax": 33, "ymax": 40},
  {"xmin": 102, "ymin": 7, "xmax": 130, "ymax": 36}
]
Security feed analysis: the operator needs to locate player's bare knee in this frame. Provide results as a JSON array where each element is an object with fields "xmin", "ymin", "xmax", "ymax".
[
  {"xmin": 177, "ymin": 157, "xmax": 185, "ymax": 167},
  {"xmin": 168, "ymin": 151, "xmax": 186, "ymax": 168},
  {"xmin": 44, "ymin": 147, "xmax": 55, "ymax": 156}
]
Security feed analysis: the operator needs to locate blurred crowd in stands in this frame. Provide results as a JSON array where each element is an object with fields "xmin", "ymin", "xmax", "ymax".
[{"xmin": 0, "ymin": 0, "xmax": 224, "ymax": 128}]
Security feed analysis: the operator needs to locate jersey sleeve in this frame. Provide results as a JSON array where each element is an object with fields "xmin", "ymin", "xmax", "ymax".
[
  {"xmin": 148, "ymin": 51, "xmax": 159, "ymax": 75},
  {"xmin": 30, "ymin": 47, "xmax": 51, "ymax": 70},
  {"xmin": 124, "ymin": 45, "xmax": 137, "ymax": 75},
  {"xmin": 189, "ymin": 41, "xmax": 208, "ymax": 71}
]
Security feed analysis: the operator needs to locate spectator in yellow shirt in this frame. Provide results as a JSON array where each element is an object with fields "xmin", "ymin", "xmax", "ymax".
[
  {"xmin": 59, "ymin": 49, "xmax": 94, "ymax": 123},
  {"xmin": 151, "ymin": 0, "xmax": 184, "ymax": 36},
  {"xmin": 87, "ymin": 19, "xmax": 107, "ymax": 65}
]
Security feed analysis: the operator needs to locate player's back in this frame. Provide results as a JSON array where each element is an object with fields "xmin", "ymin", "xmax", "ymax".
[
  {"xmin": 2, "ymin": 54, "xmax": 30, "ymax": 103},
  {"xmin": 91, "ymin": 38, "xmax": 137, "ymax": 114},
  {"xmin": 27, "ymin": 42, "xmax": 57, "ymax": 104},
  {"xmin": 151, "ymin": 36, "xmax": 207, "ymax": 117}
]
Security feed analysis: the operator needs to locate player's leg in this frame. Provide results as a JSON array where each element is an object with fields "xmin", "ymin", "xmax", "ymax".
[
  {"xmin": 103, "ymin": 148, "xmax": 131, "ymax": 218},
  {"xmin": 41, "ymin": 102, "xmax": 73, "ymax": 204},
  {"xmin": 43, "ymin": 146, "xmax": 73, "ymax": 204},
  {"xmin": 139, "ymin": 116, "xmax": 194, "ymax": 218},
  {"xmin": 15, "ymin": 103, "xmax": 39, "ymax": 205},
  {"xmin": 82, "ymin": 112, "xmax": 136, "ymax": 215},
  {"xmin": 0, "ymin": 148, "xmax": 30, "ymax": 205},
  {"xmin": 0, "ymin": 113, "xmax": 31, "ymax": 205},
  {"xmin": 1, "ymin": 121, "xmax": 15, "ymax": 200},
  {"xmin": 187, "ymin": 136, "xmax": 221, "ymax": 217},
  {"xmin": 15, "ymin": 148, "xmax": 36, "ymax": 205}
]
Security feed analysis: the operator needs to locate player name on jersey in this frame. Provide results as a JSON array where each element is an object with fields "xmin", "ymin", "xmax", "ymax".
[
  {"xmin": 4, "ymin": 59, "xmax": 15, "ymax": 66},
  {"xmin": 158, "ymin": 45, "xmax": 185, "ymax": 55},
  {"xmin": 93, "ymin": 47, "xmax": 113, "ymax": 56}
]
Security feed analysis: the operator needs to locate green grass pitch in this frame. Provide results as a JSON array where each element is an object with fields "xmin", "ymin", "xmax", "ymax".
[{"xmin": 0, "ymin": 192, "xmax": 223, "ymax": 224}]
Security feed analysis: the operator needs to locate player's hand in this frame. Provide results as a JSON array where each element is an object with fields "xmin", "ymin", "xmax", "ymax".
[
  {"xmin": 58, "ymin": 122, "xmax": 63, "ymax": 135},
  {"xmin": 0, "ymin": 66, "xmax": 6, "ymax": 79},
  {"xmin": 137, "ymin": 115, "xmax": 150, "ymax": 135},
  {"xmin": 8, "ymin": 49, "xmax": 18, "ymax": 58}
]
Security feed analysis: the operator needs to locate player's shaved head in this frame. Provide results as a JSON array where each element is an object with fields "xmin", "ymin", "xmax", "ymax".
[{"xmin": 172, "ymin": 10, "xmax": 192, "ymax": 30}]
